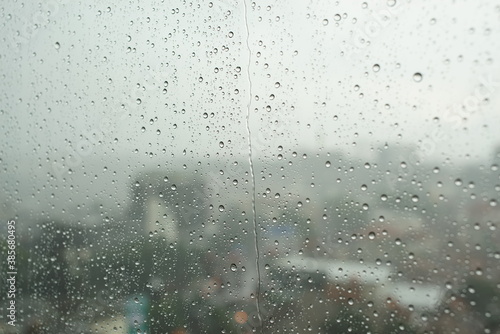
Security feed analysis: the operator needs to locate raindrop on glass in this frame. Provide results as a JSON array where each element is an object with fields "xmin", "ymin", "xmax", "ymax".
[{"xmin": 413, "ymin": 72, "xmax": 423, "ymax": 82}]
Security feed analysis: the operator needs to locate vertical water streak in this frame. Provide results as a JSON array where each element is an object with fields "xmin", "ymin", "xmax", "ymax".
[{"xmin": 242, "ymin": 0, "xmax": 263, "ymax": 331}]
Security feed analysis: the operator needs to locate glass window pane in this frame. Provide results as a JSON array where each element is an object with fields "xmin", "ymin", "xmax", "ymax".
[{"xmin": 1, "ymin": 1, "xmax": 499, "ymax": 333}]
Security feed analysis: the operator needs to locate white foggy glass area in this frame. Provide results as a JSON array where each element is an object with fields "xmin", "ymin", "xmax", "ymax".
[{"xmin": 1, "ymin": 1, "xmax": 500, "ymax": 333}]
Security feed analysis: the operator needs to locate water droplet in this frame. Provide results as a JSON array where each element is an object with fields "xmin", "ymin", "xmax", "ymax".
[
  {"xmin": 54, "ymin": 42, "xmax": 60, "ymax": 50},
  {"xmin": 368, "ymin": 232, "xmax": 376, "ymax": 240},
  {"xmin": 334, "ymin": 14, "xmax": 341, "ymax": 21},
  {"xmin": 372, "ymin": 64, "xmax": 380, "ymax": 72},
  {"xmin": 411, "ymin": 195, "xmax": 419, "ymax": 202},
  {"xmin": 219, "ymin": 141, "xmax": 224, "ymax": 148},
  {"xmin": 230, "ymin": 263, "xmax": 237, "ymax": 272},
  {"xmin": 322, "ymin": 19, "xmax": 329, "ymax": 26},
  {"xmin": 387, "ymin": 0, "xmax": 397, "ymax": 7},
  {"xmin": 325, "ymin": 161, "xmax": 331, "ymax": 167},
  {"xmin": 218, "ymin": 205, "xmax": 225, "ymax": 212},
  {"xmin": 413, "ymin": 72, "xmax": 423, "ymax": 82}
]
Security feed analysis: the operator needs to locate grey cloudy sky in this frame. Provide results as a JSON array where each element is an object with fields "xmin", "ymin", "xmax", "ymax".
[{"xmin": 1, "ymin": 0, "xmax": 499, "ymax": 220}]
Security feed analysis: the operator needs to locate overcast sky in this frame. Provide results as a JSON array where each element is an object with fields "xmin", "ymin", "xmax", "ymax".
[{"xmin": 1, "ymin": 0, "xmax": 499, "ymax": 221}]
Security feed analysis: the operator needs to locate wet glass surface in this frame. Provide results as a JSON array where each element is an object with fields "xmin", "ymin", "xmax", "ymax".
[{"xmin": 1, "ymin": 1, "xmax": 500, "ymax": 333}]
